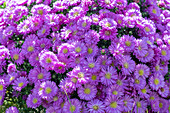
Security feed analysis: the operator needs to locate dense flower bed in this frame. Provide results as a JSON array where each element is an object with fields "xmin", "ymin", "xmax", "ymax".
[{"xmin": 0, "ymin": 0, "xmax": 170, "ymax": 112}]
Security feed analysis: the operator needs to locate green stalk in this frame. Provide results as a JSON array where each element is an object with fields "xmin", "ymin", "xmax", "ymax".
[{"xmin": 63, "ymin": 87, "xmax": 73, "ymax": 113}]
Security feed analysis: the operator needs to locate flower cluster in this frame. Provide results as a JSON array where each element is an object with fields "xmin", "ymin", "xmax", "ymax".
[{"xmin": 0, "ymin": 0, "xmax": 170, "ymax": 113}]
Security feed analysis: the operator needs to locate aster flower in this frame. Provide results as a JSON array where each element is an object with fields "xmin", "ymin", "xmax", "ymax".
[
  {"xmin": 133, "ymin": 98, "xmax": 147, "ymax": 113},
  {"xmin": 36, "ymin": 38, "xmax": 52, "ymax": 51},
  {"xmin": 126, "ymin": 9, "xmax": 142, "ymax": 18},
  {"xmin": 78, "ymin": 84, "xmax": 97, "ymax": 101},
  {"xmin": 63, "ymin": 99, "xmax": 82, "ymax": 113},
  {"xmin": 44, "ymin": 14, "xmax": 59, "ymax": 27},
  {"xmin": 99, "ymin": 66, "xmax": 118, "ymax": 86},
  {"xmin": 53, "ymin": 1, "xmax": 68, "ymax": 12},
  {"xmin": 77, "ymin": 16, "xmax": 92, "ymax": 31},
  {"xmin": 121, "ymin": 95, "xmax": 134, "ymax": 112},
  {"xmin": 148, "ymin": 5, "xmax": 161, "ymax": 18},
  {"xmin": 107, "ymin": 85, "xmax": 124, "ymax": 98},
  {"xmin": 39, "ymin": 50, "xmax": 58, "ymax": 71},
  {"xmin": 157, "ymin": 98, "xmax": 169, "ymax": 112},
  {"xmin": 0, "ymin": 79, "xmax": 5, "ymax": 93},
  {"xmin": 14, "ymin": 6, "xmax": 28, "ymax": 21},
  {"xmin": 37, "ymin": 25, "xmax": 50, "ymax": 38},
  {"xmin": 99, "ymin": 28, "xmax": 118, "ymax": 40},
  {"xmin": 120, "ymin": 55, "xmax": 135, "ymax": 75},
  {"xmin": 158, "ymin": 45, "xmax": 170, "ymax": 61},
  {"xmin": 123, "ymin": 17, "xmax": 136, "ymax": 28},
  {"xmin": 12, "ymin": 77, "xmax": 28, "ymax": 91},
  {"xmin": 149, "ymin": 74, "xmax": 165, "ymax": 90},
  {"xmin": 84, "ymin": 30, "xmax": 100, "ymax": 46},
  {"xmin": 5, "ymin": 106, "xmax": 19, "ymax": 113},
  {"xmin": 29, "ymin": 51, "xmax": 40, "ymax": 66},
  {"xmin": 91, "ymin": 14, "xmax": 100, "ymax": 25},
  {"xmin": 3, "ymin": 25, "xmax": 16, "ymax": 37},
  {"xmin": 141, "ymin": 20, "xmax": 156, "ymax": 36},
  {"xmin": 31, "ymin": 4, "xmax": 51, "ymax": 16},
  {"xmin": 138, "ymin": 85, "xmax": 150, "ymax": 99},
  {"xmin": 115, "ymin": 0, "xmax": 127, "ymax": 9},
  {"xmin": 0, "ymin": 45, "xmax": 10, "ymax": 61},
  {"xmin": 99, "ymin": 18, "xmax": 117, "ymax": 30},
  {"xmin": 158, "ymin": 85, "xmax": 169, "ymax": 98},
  {"xmin": 97, "ymin": 55, "xmax": 112, "ymax": 69},
  {"xmin": 133, "ymin": 76, "xmax": 146, "ymax": 90},
  {"xmin": 98, "ymin": 0, "xmax": 115, "ymax": 9},
  {"xmin": 86, "ymin": 44, "xmax": 99, "ymax": 57},
  {"xmin": 68, "ymin": 6, "xmax": 85, "ymax": 20},
  {"xmin": 134, "ymin": 39, "xmax": 148, "ymax": 57},
  {"xmin": 138, "ymin": 48, "xmax": 155, "ymax": 63},
  {"xmin": 67, "ymin": 56, "xmax": 85, "ymax": 68},
  {"xmin": 134, "ymin": 64, "xmax": 150, "ymax": 79},
  {"xmin": 46, "ymin": 106, "xmax": 60, "ymax": 113},
  {"xmin": 5, "ymin": 72, "xmax": 19, "ymax": 85},
  {"xmin": 119, "ymin": 35, "xmax": 136, "ymax": 52},
  {"xmin": 39, "ymin": 81, "xmax": 58, "ymax": 100},
  {"xmin": 105, "ymin": 95, "xmax": 123, "ymax": 113},
  {"xmin": 82, "ymin": 57, "xmax": 100, "ymax": 73},
  {"xmin": 17, "ymin": 19, "xmax": 32, "ymax": 35},
  {"xmin": 10, "ymin": 48, "xmax": 24, "ymax": 65},
  {"xmin": 0, "ymin": 91, "xmax": 5, "ymax": 105},
  {"xmin": 28, "ymin": 16, "xmax": 43, "ymax": 31},
  {"xmin": 53, "ymin": 62, "xmax": 65, "ymax": 74},
  {"xmin": 26, "ymin": 94, "xmax": 42, "ymax": 108},
  {"xmin": 58, "ymin": 43, "xmax": 72, "ymax": 58},
  {"xmin": 28, "ymin": 67, "xmax": 51, "ymax": 83},
  {"xmin": 87, "ymin": 99, "xmax": 106, "ymax": 113}
]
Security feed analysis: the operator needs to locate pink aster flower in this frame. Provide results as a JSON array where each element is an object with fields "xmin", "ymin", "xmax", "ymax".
[
  {"xmin": 98, "ymin": 0, "xmax": 116, "ymax": 9},
  {"xmin": 31, "ymin": 4, "xmax": 51, "ymax": 16},
  {"xmin": 99, "ymin": 66, "xmax": 118, "ymax": 86},
  {"xmin": 105, "ymin": 95, "xmax": 123, "ymax": 113},
  {"xmin": 77, "ymin": 16, "xmax": 92, "ymax": 31},
  {"xmin": 149, "ymin": 74, "xmax": 165, "ymax": 91},
  {"xmin": 12, "ymin": 77, "xmax": 28, "ymax": 91},
  {"xmin": 53, "ymin": 62, "xmax": 66, "ymax": 74},
  {"xmin": 37, "ymin": 25, "xmax": 50, "ymax": 38},
  {"xmin": 26, "ymin": 93, "xmax": 42, "ymax": 109},
  {"xmin": 39, "ymin": 81, "xmax": 58, "ymax": 100},
  {"xmin": 39, "ymin": 50, "xmax": 58, "ymax": 71},
  {"xmin": 99, "ymin": 18, "xmax": 117, "ymax": 30},
  {"xmin": 63, "ymin": 99, "xmax": 82, "ymax": 113},
  {"xmin": 87, "ymin": 99, "xmax": 106, "ymax": 113},
  {"xmin": 78, "ymin": 84, "xmax": 97, "ymax": 101}
]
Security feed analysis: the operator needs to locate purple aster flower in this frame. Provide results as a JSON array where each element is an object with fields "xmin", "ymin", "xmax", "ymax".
[
  {"xmin": 126, "ymin": 9, "xmax": 142, "ymax": 18},
  {"xmin": 134, "ymin": 64, "xmax": 150, "ymax": 79},
  {"xmin": 5, "ymin": 72, "xmax": 19, "ymax": 85},
  {"xmin": 10, "ymin": 48, "xmax": 24, "ymax": 65},
  {"xmin": 105, "ymin": 95, "xmax": 123, "ymax": 113},
  {"xmin": 97, "ymin": 55, "xmax": 112, "ymax": 69},
  {"xmin": 14, "ymin": 6, "xmax": 28, "ymax": 21},
  {"xmin": 121, "ymin": 95, "xmax": 134, "ymax": 112},
  {"xmin": 91, "ymin": 14, "xmax": 100, "ymax": 25},
  {"xmin": 141, "ymin": 20, "xmax": 156, "ymax": 36},
  {"xmin": 58, "ymin": 43, "xmax": 72, "ymax": 58},
  {"xmin": 99, "ymin": 28, "xmax": 118, "ymax": 40},
  {"xmin": 148, "ymin": 5, "xmax": 161, "ymax": 18},
  {"xmin": 68, "ymin": 6, "xmax": 85, "ymax": 21},
  {"xmin": 0, "ymin": 79, "xmax": 5, "ymax": 93},
  {"xmin": 3, "ymin": 25, "xmax": 16, "ymax": 38},
  {"xmin": 78, "ymin": 84, "xmax": 97, "ymax": 101},
  {"xmin": 87, "ymin": 72, "xmax": 100, "ymax": 85},
  {"xmin": 120, "ymin": 55, "xmax": 135, "ymax": 75},
  {"xmin": 46, "ymin": 106, "xmax": 60, "ymax": 113},
  {"xmin": 99, "ymin": 18, "xmax": 117, "ymax": 30},
  {"xmin": 98, "ymin": 0, "xmax": 115, "ymax": 9},
  {"xmin": 107, "ymin": 85, "xmax": 124, "ymax": 98},
  {"xmin": 77, "ymin": 16, "xmax": 92, "ymax": 31},
  {"xmin": 31, "ymin": 4, "xmax": 51, "ymax": 16},
  {"xmin": 39, "ymin": 81, "xmax": 58, "ymax": 100},
  {"xmin": 39, "ymin": 50, "xmax": 58, "ymax": 71},
  {"xmin": 158, "ymin": 85, "xmax": 169, "ymax": 98},
  {"xmin": 82, "ymin": 57, "xmax": 100, "ymax": 73},
  {"xmin": 149, "ymin": 74, "xmax": 165, "ymax": 90},
  {"xmin": 86, "ymin": 44, "xmax": 99, "ymax": 57},
  {"xmin": 0, "ymin": 91, "xmax": 5, "ymax": 105},
  {"xmin": 60, "ymin": 27, "xmax": 73, "ymax": 40},
  {"xmin": 120, "ymin": 35, "xmax": 136, "ymax": 52},
  {"xmin": 138, "ymin": 48, "xmax": 155, "ymax": 63},
  {"xmin": 134, "ymin": 39, "xmax": 148, "ymax": 57},
  {"xmin": 87, "ymin": 99, "xmax": 106, "ymax": 113},
  {"xmin": 123, "ymin": 17, "xmax": 136, "ymax": 28},
  {"xmin": 26, "ymin": 93, "xmax": 42, "ymax": 108},
  {"xmin": 44, "ymin": 14, "xmax": 59, "ymax": 27},
  {"xmin": 114, "ymin": 14, "xmax": 125, "ymax": 28},
  {"xmin": 54, "ymin": 62, "xmax": 65, "ymax": 74},
  {"xmin": 53, "ymin": 1, "xmax": 68, "ymax": 12},
  {"xmin": 7, "ymin": 63, "xmax": 16, "ymax": 74},
  {"xmin": 29, "ymin": 51, "xmax": 40, "ymax": 66},
  {"xmin": 115, "ymin": 0, "xmax": 127, "ymax": 9},
  {"xmin": 6, "ymin": 106, "xmax": 19, "ymax": 113},
  {"xmin": 17, "ymin": 19, "xmax": 32, "ymax": 35},
  {"xmin": 127, "ymin": 2, "xmax": 140, "ymax": 10},
  {"xmin": 0, "ymin": 45, "xmax": 10, "ymax": 61},
  {"xmin": 64, "ymin": 0, "xmax": 80, "ymax": 6},
  {"xmin": 84, "ymin": 30, "xmax": 100, "ymax": 46},
  {"xmin": 28, "ymin": 16, "xmax": 43, "ymax": 32},
  {"xmin": 158, "ymin": 44, "xmax": 170, "ymax": 61},
  {"xmin": 138, "ymin": 85, "xmax": 150, "ymax": 99},
  {"xmin": 63, "ymin": 99, "xmax": 82, "ymax": 113},
  {"xmin": 67, "ymin": 56, "xmax": 85, "ymax": 68},
  {"xmin": 157, "ymin": 98, "xmax": 169, "ymax": 112},
  {"xmin": 109, "ymin": 43, "xmax": 124, "ymax": 60},
  {"xmin": 99, "ymin": 66, "xmax": 118, "ymax": 86},
  {"xmin": 28, "ymin": 67, "xmax": 51, "ymax": 84},
  {"xmin": 37, "ymin": 25, "xmax": 50, "ymax": 38},
  {"xmin": 70, "ymin": 41, "xmax": 87, "ymax": 57},
  {"xmin": 36, "ymin": 38, "xmax": 52, "ymax": 51},
  {"xmin": 12, "ymin": 77, "xmax": 28, "ymax": 91},
  {"xmin": 133, "ymin": 98, "xmax": 147, "ymax": 113},
  {"xmin": 132, "ymin": 76, "xmax": 146, "ymax": 90}
]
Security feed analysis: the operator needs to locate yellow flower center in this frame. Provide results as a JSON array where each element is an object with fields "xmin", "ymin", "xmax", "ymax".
[
  {"xmin": 102, "ymin": 61, "xmax": 106, "ymax": 65},
  {"xmin": 124, "ymin": 62, "xmax": 129, "ymax": 68},
  {"xmin": 0, "ymin": 85, "xmax": 3, "ymax": 91},
  {"xmin": 46, "ymin": 58, "xmax": 52, "ymax": 63},
  {"xmin": 9, "ymin": 14, "xmax": 13, "ymax": 20},
  {"xmin": 110, "ymin": 102, "xmax": 117, "ymax": 108},
  {"xmin": 38, "ymin": 10, "xmax": 43, "ymax": 15},
  {"xmin": 105, "ymin": 73, "xmax": 111, "ymax": 79},
  {"xmin": 161, "ymin": 50, "xmax": 166, "ymax": 56},
  {"xmin": 159, "ymin": 103, "xmax": 163, "ymax": 108},
  {"xmin": 23, "ymin": 25, "xmax": 28, "ymax": 29},
  {"xmin": 18, "ymin": 82, "xmax": 24, "ymax": 87},
  {"xmin": 118, "ymin": 19, "xmax": 122, "ymax": 24},
  {"xmin": 145, "ymin": 27, "xmax": 150, "ymax": 32},
  {"xmin": 13, "ymin": 54, "xmax": 19, "ymax": 60},
  {"xmin": 93, "ymin": 105, "xmax": 99, "ymax": 110},
  {"xmin": 0, "ymin": 96, "xmax": 2, "ymax": 100},
  {"xmin": 42, "ymin": 29, "xmax": 46, "ymax": 34},
  {"xmin": 84, "ymin": 88, "xmax": 91, "ymax": 94},
  {"xmin": 155, "ymin": 65, "xmax": 159, "ymax": 71},
  {"xmin": 93, "ymin": 18, "xmax": 98, "ymax": 22},
  {"xmin": 141, "ymin": 88, "xmax": 146, "ymax": 93},
  {"xmin": 73, "ymin": 12, "xmax": 79, "ymax": 17},
  {"xmin": 27, "ymin": 46, "xmax": 34, "ymax": 52},
  {"xmin": 88, "ymin": 48, "xmax": 93, "ymax": 54},
  {"xmin": 154, "ymin": 78, "xmax": 159, "ymax": 85},
  {"xmin": 116, "ymin": 80, "xmax": 122, "ymax": 86},
  {"xmin": 105, "ymin": 31, "xmax": 111, "ymax": 36},
  {"xmin": 138, "ymin": 46, "xmax": 142, "ymax": 51},
  {"xmin": 40, "ymin": 44, "xmax": 45, "ymax": 48},
  {"xmin": 88, "ymin": 63, "xmax": 95, "ymax": 68},
  {"xmin": 105, "ymin": 22, "xmax": 111, "ymax": 27},
  {"xmin": 135, "ymin": 79, "xmax": 140, "ymax": 84},
  {"xmin": 105, "ymin": 0, "xmax": 111, "ymax": 4},
  {"xmin": 45, "ymin": 87, "xmax": 52, "ymax": 94},
  {"xmin": 160, "ymin": 88, "xmax": 165, "ymax": 92},
  {"xmin": 82, "ymin": 22, "xmax": 87, "ymax": 27},
  {"xmin": 33, "ymin": 98, "xmax": 38, "ymax": 104},
  {"xmin": 62, "ymin": 48, "xmax": 68, "ymax": 54},
  {"xmin": 91, "ymin": 75, "xmax": 97, "ymax": 80},
  {"xmin": 38, "ymin": 73, "xmax": 44, "ymax": 79},
  {"xmin": 137, "ymin": 102, "xmax": 141, "ymax": 108},
  {"xmin": 10, "ymin": 77, "xmax": 15, "ymax": 81},
  {"xmin": 78, "ymin": 72, "xmax": 84, "ymax": 78},
  {"xmin": 112, "ymin": 91, "xmax": 118, "ymax": 95},
  {"xmin": 138, "ymin": 69, "xmax": 144, "ymax": 76},
  {"xmin": 53, "ymin": 96, "xmax": 58, "ymax": 101},
  {"xmin": 152, "ymin": 9, "xmax": 157, "ymax": 14},
  {"xmin": 150, "ymin": 96, "xmax": 155, "ymax": 100},
  {"xmin": 36, "ymin": 57, "xmax": 39, "ymax": 61},
  {"xmin": 124, "ymin": 101, "xmax": 127, "ymax": 106},
  {"xmin": 75, "ymin": 47, "xmax": 81, "ymax": 53},
  {"xmin": 70, "ymin": 105, "xmax": 76, "ymax": 112},
  {"xmin": 125, "ymin": 41, "xmax": 131, "ymax": 46},
  {"xmin": 71, "ymin": 77, "xmax": 77, "ymax": 83}
]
